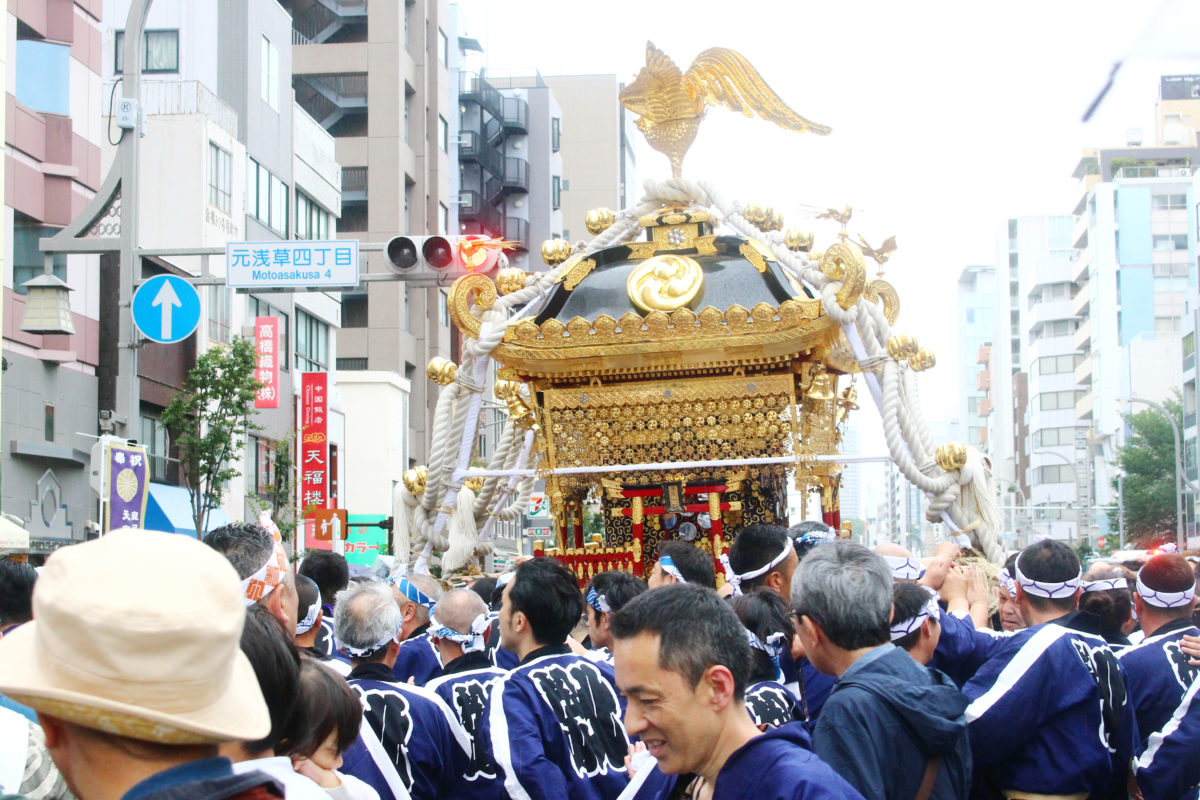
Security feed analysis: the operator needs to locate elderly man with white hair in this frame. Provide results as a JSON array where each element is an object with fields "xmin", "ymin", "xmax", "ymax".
[{"xmin": 388, "ymin": 573, "xmax": 446, "ymax": 686}]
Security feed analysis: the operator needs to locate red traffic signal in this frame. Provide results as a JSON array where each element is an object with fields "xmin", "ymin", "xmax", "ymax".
[{"xmin": 384, "ymin": 235, "xmax": 514, "ymax": 286}]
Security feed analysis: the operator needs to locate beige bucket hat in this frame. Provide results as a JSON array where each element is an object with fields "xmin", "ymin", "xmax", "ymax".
[{"xmin": 0, "ymin": 529, "xmax": 270, "ymax": 744}]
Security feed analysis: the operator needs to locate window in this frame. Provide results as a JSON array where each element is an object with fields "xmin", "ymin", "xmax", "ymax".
[
  {"xmin": 1153, "ymin": 234, "xmax": 1188, "ymax": 251},
  {"xmin": 295, "ymin": 309, "xmax": 329, "ymax": 372},
  {"xmin": 437, "ymin": 28, "xmax": 448, "ymax": 66},
  {"xmin": 12, "ymin": 217, "xmax": 66, "ymax": 295},
  {"xmin": 552, "ymin": 175, "xmax": 561, "ymax": 210},
  {"xmin": 249, "ymin": 298, "xmax": 289, "ymax": 371},
  {"xmin": 44, "ymin": 403, "xmax": 54, "ymax": 442},
  {"xmin": 403, "ymin": 284, "xmax": 411, "ymax": 332},
  {"xmin": 1185, "ymin": 332, "xmax": 1196, "ymax": 358},
  {"xmin": 141, "ymin": 416, "xmax": 170, "ymax": 483},
  {"xmin": 1152, "ymin": 193, "xmax": 1188, "ymax": 210},
  {"xmin": 1038, "ymin": 354, "xmax": 1078, "ymax": 375},
  {"xmin": 207, "ymin": 285, "xmax": 231, "ymax": 343},
  {"xmin": 261, "ymin": 36, "xmax": 278, "ymax": 110},
  {"xmin": 1034, "ymin": 465, "xmax": 1073, "ymax": 484},
  {"xmin": 208, "ymin": 143, "xmax": 232, "ymax": 214},
  {"xmin": 342, "ymin": 294, "xmax": 368, "ymax": 328},
  {"xmin": 270, "ymin": 174, "xmax": 288, "ymax": 234},
  {"xmin": 1154, "ymin": 275, "xmax": 1188, "ymax": 292},
  {"xmin": 439, "ymin": 115, "xmax": 449, "ymax": 152},
  {"xmin": 295, "ymin": 191, "xmax": 332, "ymax": 240},
  {"xmin": 1037, "ymin": 427, "xmax": 1078, "ymax": 447},
  {"xmin": 551, "ymin": 117, "xmax": 561, "ymax": 152},
  {"xmin": 1156, "ymin": 316, "xmax": 1182, "ymax": 334},
  {"xmin": 439, "ymin": 292, "xmax": 450, "ymax": 327},
  {"xmin": 16, "ymin": 40, "xmax": 70, "ymax": 115},
  {"xmin": 250, "ymin": 437, "xmax": 275, "ymax": 496},
  {"xmin": 114, "ymin": 29, "xmax": 179, "ymax": 74},
  {"xmin": 966, "ymin": 309, "xmax": 975, "ymax": 324},
  {"xmin": 1039, "ymin": 390, "xmax": 1082, "ymax": 411},
  {"xmin": 247, "ymin": 157, "xmax": 288, "ymax": 235},
  {"xmin": 439, "ymin": 203, "xmax": 449, "ymax": 236},
  {"xmin": 404, "ymin": 90, "xmax": 412, "ymax": 144}
]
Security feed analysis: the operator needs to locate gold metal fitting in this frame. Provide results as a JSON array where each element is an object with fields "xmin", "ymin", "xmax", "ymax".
[
  {"xmin": 585, "ymin": 207, "xmax": 616, "ymax": 235},
  {"xmin": 402, "ymin": 465, "xmax": 429, "ymax": 496},
  {"xmin": 493, "ymin": 379, "xmax": 520, "ymax": 401},
  {"xmin": 784, "ymin": 228, "xmax": 814, "ymax": 252},
  {"xmin": 427, "ymin": 357, "xmax": 458, "ymax": 385},
  {"xmin": 495, "ymin": 267, "xmax": 528, "ymax": 295},
  {"xmin": 463, "ymin": 476, "xmax": 486, "ymax": 492},
  {"xmin": 541, "ymin": 238, "xmax": 572, "ymax": 266},
  {"xmin": 762, "ymin": 207, "xmax": 784, "ymax": 232},
  {"xmin": 909, "ymin": 348, "xmax": 936, "ymax": 372},
  {"xmin": 806, "ymin": 372, "xmax": 837, "ymax": 401},
  {"xmin": 887, "ymin": 334, "xmax": 919, "ymax": 361},
  {"xmin": 935, "ymin": 442, "xmax": 969, "ymax": 472}
]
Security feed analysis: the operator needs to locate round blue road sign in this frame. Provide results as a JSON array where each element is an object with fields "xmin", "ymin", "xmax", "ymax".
[{"xmin": 131, "ymin": 275, "xmax": 202, "ymax": 344}]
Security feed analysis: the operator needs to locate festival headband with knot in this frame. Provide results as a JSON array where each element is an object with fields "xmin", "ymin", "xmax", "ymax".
[
  {"xmin": 658, "ymin": 554, "xmax": 686, "ymax": 584},
  {"xmin": 883, "ymin": 556, "xmax": 925, "ymax": 581},
  {"xmin": 1013, "ymin": 558, "xmax": 1081, "ymax": 599},
  {"xmin": 998, "ymin": 568, "xmax": 1017, "ymax": 599},
  {"xmin": 390, "ymin": 575, "xmax": 437, "ymax": 610},
  {"xmin": 497, "ymin": 570, "xmax": 515, "ymax": 588},
  {"xmin": 890, "ymin": 589, "xmax": 941, "ymax": 641},
  {"xmin": 746, "ymin": 629, "xmax": 787, "ymax": 667},
  {"xmin": 240, "ymin": 512, "xmax": 289, "ymax": 607},
  {"xmin": 295, "ymin": 598, "xmax": 321, "ymax": 635},
  {"xmin": 719, "ymin": 541, "xmax": 791, "ymax": 598},
  {"xmin": 794, "ymin": 529, "xmax": 837, "ymax": 549},
  {"xmin": 341, "ymin": 618, "xmax": 404, "ymax": 659},
  {"xmin": 430, "ymin": 612, "xmax": 491, "ymax": 653},
  {"xmin": 1082, "ymin": 577, "xmax": 1128, "ymax": 594},
  {"xmin": 586, "ymin": 588, "xmax": 611, "ymax": 614},
  {"xmin": 1136, "ymin": 571, "xmax": 1197, "ymax": 608}
]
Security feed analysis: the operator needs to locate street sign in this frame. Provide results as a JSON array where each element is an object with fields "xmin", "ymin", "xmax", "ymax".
[
  {"xmin": 131, "ymin": 275, "xmax": 201, "ymax": 343},
  {"xmin": 226, "ymin": 240, "xmax": 359, "ymax": 289}
]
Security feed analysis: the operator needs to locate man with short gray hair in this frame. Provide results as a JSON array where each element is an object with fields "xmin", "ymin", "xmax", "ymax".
[
  {"xmin": 389, "ymin": 573, "xmax": 446, "ymax": 685},
  {"xmin": 335, "ymin": 581, "xmax": 470, "ymax": 800},
  {"xmin": 792, "ymin": 541, "xmax": 971, "ymax": 800}
]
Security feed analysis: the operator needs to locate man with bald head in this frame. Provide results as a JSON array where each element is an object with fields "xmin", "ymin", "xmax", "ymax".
[
  {"xmin": 389, "ymin": 572, "xmax": 446, "ymax": 685},
  {"xmin": 426, "ymin": 590, "xmax": 507, "ymax": 798}
]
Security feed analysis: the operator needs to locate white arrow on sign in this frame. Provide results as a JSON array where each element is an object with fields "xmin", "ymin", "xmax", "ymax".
[{"xmin": 151, "ymin": 279, "xmax": 182, "ymax": 338}]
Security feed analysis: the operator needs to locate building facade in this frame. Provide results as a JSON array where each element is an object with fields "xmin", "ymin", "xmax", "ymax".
[{"xmin": 956, "ymin": 264, "xmax": 995, "ymax": 450}]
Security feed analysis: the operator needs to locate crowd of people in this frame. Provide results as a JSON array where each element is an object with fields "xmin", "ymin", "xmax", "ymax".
[{"xmin": 1, "ymin": 517, "xmax": 1199, "ymax": 800}]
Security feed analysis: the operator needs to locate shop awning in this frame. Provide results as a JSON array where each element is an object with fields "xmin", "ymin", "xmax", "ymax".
[
  {"xmin": 145, "ymin": 483, "xmax": 231, "ymax": 537},
  {"xmin": 0, "ymin": 514, "xmax": 29, "ymax": 551}
]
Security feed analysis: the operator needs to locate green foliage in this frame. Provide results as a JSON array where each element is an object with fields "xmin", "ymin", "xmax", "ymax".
[
  {"xmin": 1113, "ymin": 396, "xmax": 1182, "ymax": 547},
  {"xmin": 161, "ymin": 338, "xmax": 262, "ymax": 537},
  {"xmin": 246, "ymin": 430, "xmax": 299, "ymax": 548},
  {"xmin": 583, "ymin": 504, "xmax": 606, "ymax": 539}
]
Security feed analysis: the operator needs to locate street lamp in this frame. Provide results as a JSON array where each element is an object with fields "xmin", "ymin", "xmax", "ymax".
[
  {"xmin": 1119, "ymin": 397, "xmax": 1195, "ymax": 550},
  {"xmin": 1032, "ymin": 449, "xmax": 1077, "ymax": 542}
]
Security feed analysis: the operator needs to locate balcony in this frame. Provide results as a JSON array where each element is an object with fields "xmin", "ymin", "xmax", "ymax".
[
  {"xmin": 1073, "ymin": 245, "xmax": 1092, "ymax": 285},
  {"xmin": 1075, "ymin": 353, "xmax": 1092, "ymax": 388},
  {"xmin": 978, "ymin": 397, "xmax": 992, "ymax": 417},
  {"xmin": 484, "ymin": 157, "xmax": 529, "ymax": 203},
  {"xmin": 341, "ymin": 166, "xmax": 367, "ymax": 203},
  {"xmin": 976, "ymin": 369, "xmax": 991, "ymax": 391},
  {"xmin": 459, "ymin": 190, "xmax": 503, "ymax": 238},
  {"xmin": 1073, "ymin": 316, "xmax": 1091, "ymax": 352},
  {"xmin": 1114, "ymin": 165, "xmax": 1194, "ymax": 180},
  {"xmin": 1076, "ymin": 388, "xmax": 1093, "ymax": 420},
  {"xmin": 459, "ymin": 130, "xmax": 503, "ymax": 177},
  {"xmin": 1072, "ymin": 283, "xmax": 1090, "ymax": 318},
  {"xmin": 290, "ymin": 0, "xmax": 368, "ymax": 45},
  {"xmin": 976, "ymin": 342, "xmax": 991, "ymax": 366},
  {"xmin": 294, "ymin": 72, "xmax": 367, "ymax": 131},
  {"xmin": 505, "ymin": 217, "xmax": 530, "ymax": 251},
  {"xmin": 501, "ymin": 97, "xmax": 528, "ymax": 134},
  {"xmin": 139, "ymin": 80, "xmax": 238, "ymax": 137},
  {"xmin": 460, "ymin": 72, "xmax": 503, "ymax": 120}
]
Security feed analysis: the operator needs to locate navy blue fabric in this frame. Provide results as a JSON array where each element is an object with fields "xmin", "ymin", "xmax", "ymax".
[
  {"xmin": 814, "ymin": 644, "xmax": 971, "ymax": 800},
  {"xmin": 1134, "ymin": 673, "xmax": 1200, "ymax": 800},
  {"xmin": 962, "ymin": 612, "xmax": 1136, "ymax": 799},
  {"xmin": 339, "ymin": 733, "xmax": 395, "ymax": 800},
  {"xmin": 391, "ymin": 630, "xmax": 443, "ymax": 686},
  {"xmin": 627, "ymin": 724, "xmax": 865, "ymax": 800},
  {"xmin": 121, "ymin": 758, "xmax": 282, "ymax": 800},
  {"xmin": 930, "ymin": 609, "xmax": 1009, "ymax": 688},
  {"xmin": 480, "ymin": 649, "xmax": 630, "ymax": 800},
  {"xmin": 348, "ymin": 662, "xmax": 469, "ymax": 800},
  {"xmin": 427, "ymin": 663, "xmax": 509, "ymax": 800},
  {"xmin": 799, "ymin": 657, "xmax": 835, "ymax": 723},
  {"xmin": 1116, "ymin": 618, "xmax": 1200, "ymax": 753},
  {"xmin": 745, "ymin": 680, "xmax": 807, "ymax": 729}
]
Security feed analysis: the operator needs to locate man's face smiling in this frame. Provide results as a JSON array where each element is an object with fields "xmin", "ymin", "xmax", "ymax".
[{"xmin": 614, "ymin": 632, "xmax": 715, "ymax": 776}]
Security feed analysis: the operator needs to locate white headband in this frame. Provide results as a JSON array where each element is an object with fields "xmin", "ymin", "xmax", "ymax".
[
  {"xmin": 1082, "ymin": 577, "xmax": 1128, "ymax": 594},
  {"xmin": 891, "ymin": 589, "xmax": 941, "ymax": 641},
  {"xmin": 998, "ymin": 568, "xmax": 1017, "ymax": 598},
  {"xmin": 341, "ymin": 619, "xmax": 403, "ymax": 658},
  {"xmin": 1136, "ymin": 572, "xmax": 1197, "ymax": 608},
  {"xmin": 295, "ymin": 599, "xmax": 321, "ymax": 635},
  {"xmin": 241, "ymin": 512, "xmax": 289, "ymax": 607},
  {"xmin": 719, "ymin": 541, "xmax": 791, "ymax": 597},
  {"xmin": 430, "ymin": 613, "xmax": 491, "ymax": 653},
  {"xmin": 746, "ymin": 629, "xmax": 786, "ymax": 665},
  {"xmin": 883, "ymin": 555, "xmax": 925, "ymax": 581},
  {"xmin": 1013, "ymin": 559, "xmax": 1081, "ymax": 599},
  {"xmin": 497, "ymin": 570, "xmax": 515, "ymax": 588},
  {"xmin": 658, "ymin": 555, "xmax": 687, "ymax": 584}
]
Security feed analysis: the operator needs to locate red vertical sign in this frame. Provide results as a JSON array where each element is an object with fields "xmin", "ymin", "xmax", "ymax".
[
  {"xmin": 300, "ymin": 372, "xmax": 330, "ymax": 550},
  {"xmin": 254, "ymin": 317, "xmax": 280, "ymax": 409}
]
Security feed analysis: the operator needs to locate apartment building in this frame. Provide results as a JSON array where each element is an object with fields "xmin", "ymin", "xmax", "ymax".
[
  {"xmin": 956, "ymin": 264, "xmax": 995, "ymax": 450},
  {"xmin": 2, "ymin": 0, "xmax": 104, "ymax": 552}
]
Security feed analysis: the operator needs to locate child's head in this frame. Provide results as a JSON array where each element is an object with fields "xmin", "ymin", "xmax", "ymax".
[{"xmin": 284, "ymin": 657, "xmax": 363, "ymax": 770}]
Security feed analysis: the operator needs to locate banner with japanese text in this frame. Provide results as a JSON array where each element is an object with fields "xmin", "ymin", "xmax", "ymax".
[
  {"xmin": 300, "ymin": 372, "xmax": 330, "ymax": 550},
  {"xmin": 105, "ymin": 442, "xmax": 149, "ymax": 533},
  {"xmin": 254, "ymin": 317, "xmax": 280, "ymax": 409}
]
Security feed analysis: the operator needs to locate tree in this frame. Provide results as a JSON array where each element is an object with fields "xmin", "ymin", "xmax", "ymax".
[
  {"xmin": 161, "ymin": 338, "xmax": 262, "ymax": 537},
  {"xmin": 1114, "ymin": 396, "xmax": 1181, "ymax": 548}
]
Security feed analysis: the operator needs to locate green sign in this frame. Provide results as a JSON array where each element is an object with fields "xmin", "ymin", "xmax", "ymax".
[{"xmin": 345, "ymin": 514, "xmax": 388, "ymax": 567}]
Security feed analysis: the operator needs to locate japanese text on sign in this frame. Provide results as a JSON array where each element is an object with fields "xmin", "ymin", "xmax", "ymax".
[
  {"xmin": 226, "ymin": 240, "xmax": 359, "ymax": 288},
  {"xmin": 300, "ymin": 372, "xmax": 330, "ymax": 550},
  {"xmin": 254, "ymin": 317, "xmax": 280, "ymax": 409}
]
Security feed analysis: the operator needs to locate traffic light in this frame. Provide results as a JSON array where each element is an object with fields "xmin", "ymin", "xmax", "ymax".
[{"xmin": 384, "ymin": 235, "xmax": 510, "ymax": 287}]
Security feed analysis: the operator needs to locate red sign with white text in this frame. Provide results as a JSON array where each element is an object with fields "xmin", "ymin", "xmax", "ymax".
[
  {"xmin": 300, "ymin": 372, "xmax": 329, "ymax": 549},
  {"xmin": 253, "ymin": 317, "xmax": 280, "ymax": 409}
]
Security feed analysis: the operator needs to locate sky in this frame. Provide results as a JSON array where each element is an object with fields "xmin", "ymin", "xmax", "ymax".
[{"xmin": 453, "ymin": 0, "xmax": 1200, "ymax": 509}]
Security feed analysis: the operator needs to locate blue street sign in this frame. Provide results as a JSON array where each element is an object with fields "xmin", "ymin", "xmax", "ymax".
[{"xmin": 132, "ymin": 275, "xmax": 201, "ymax": 344}]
